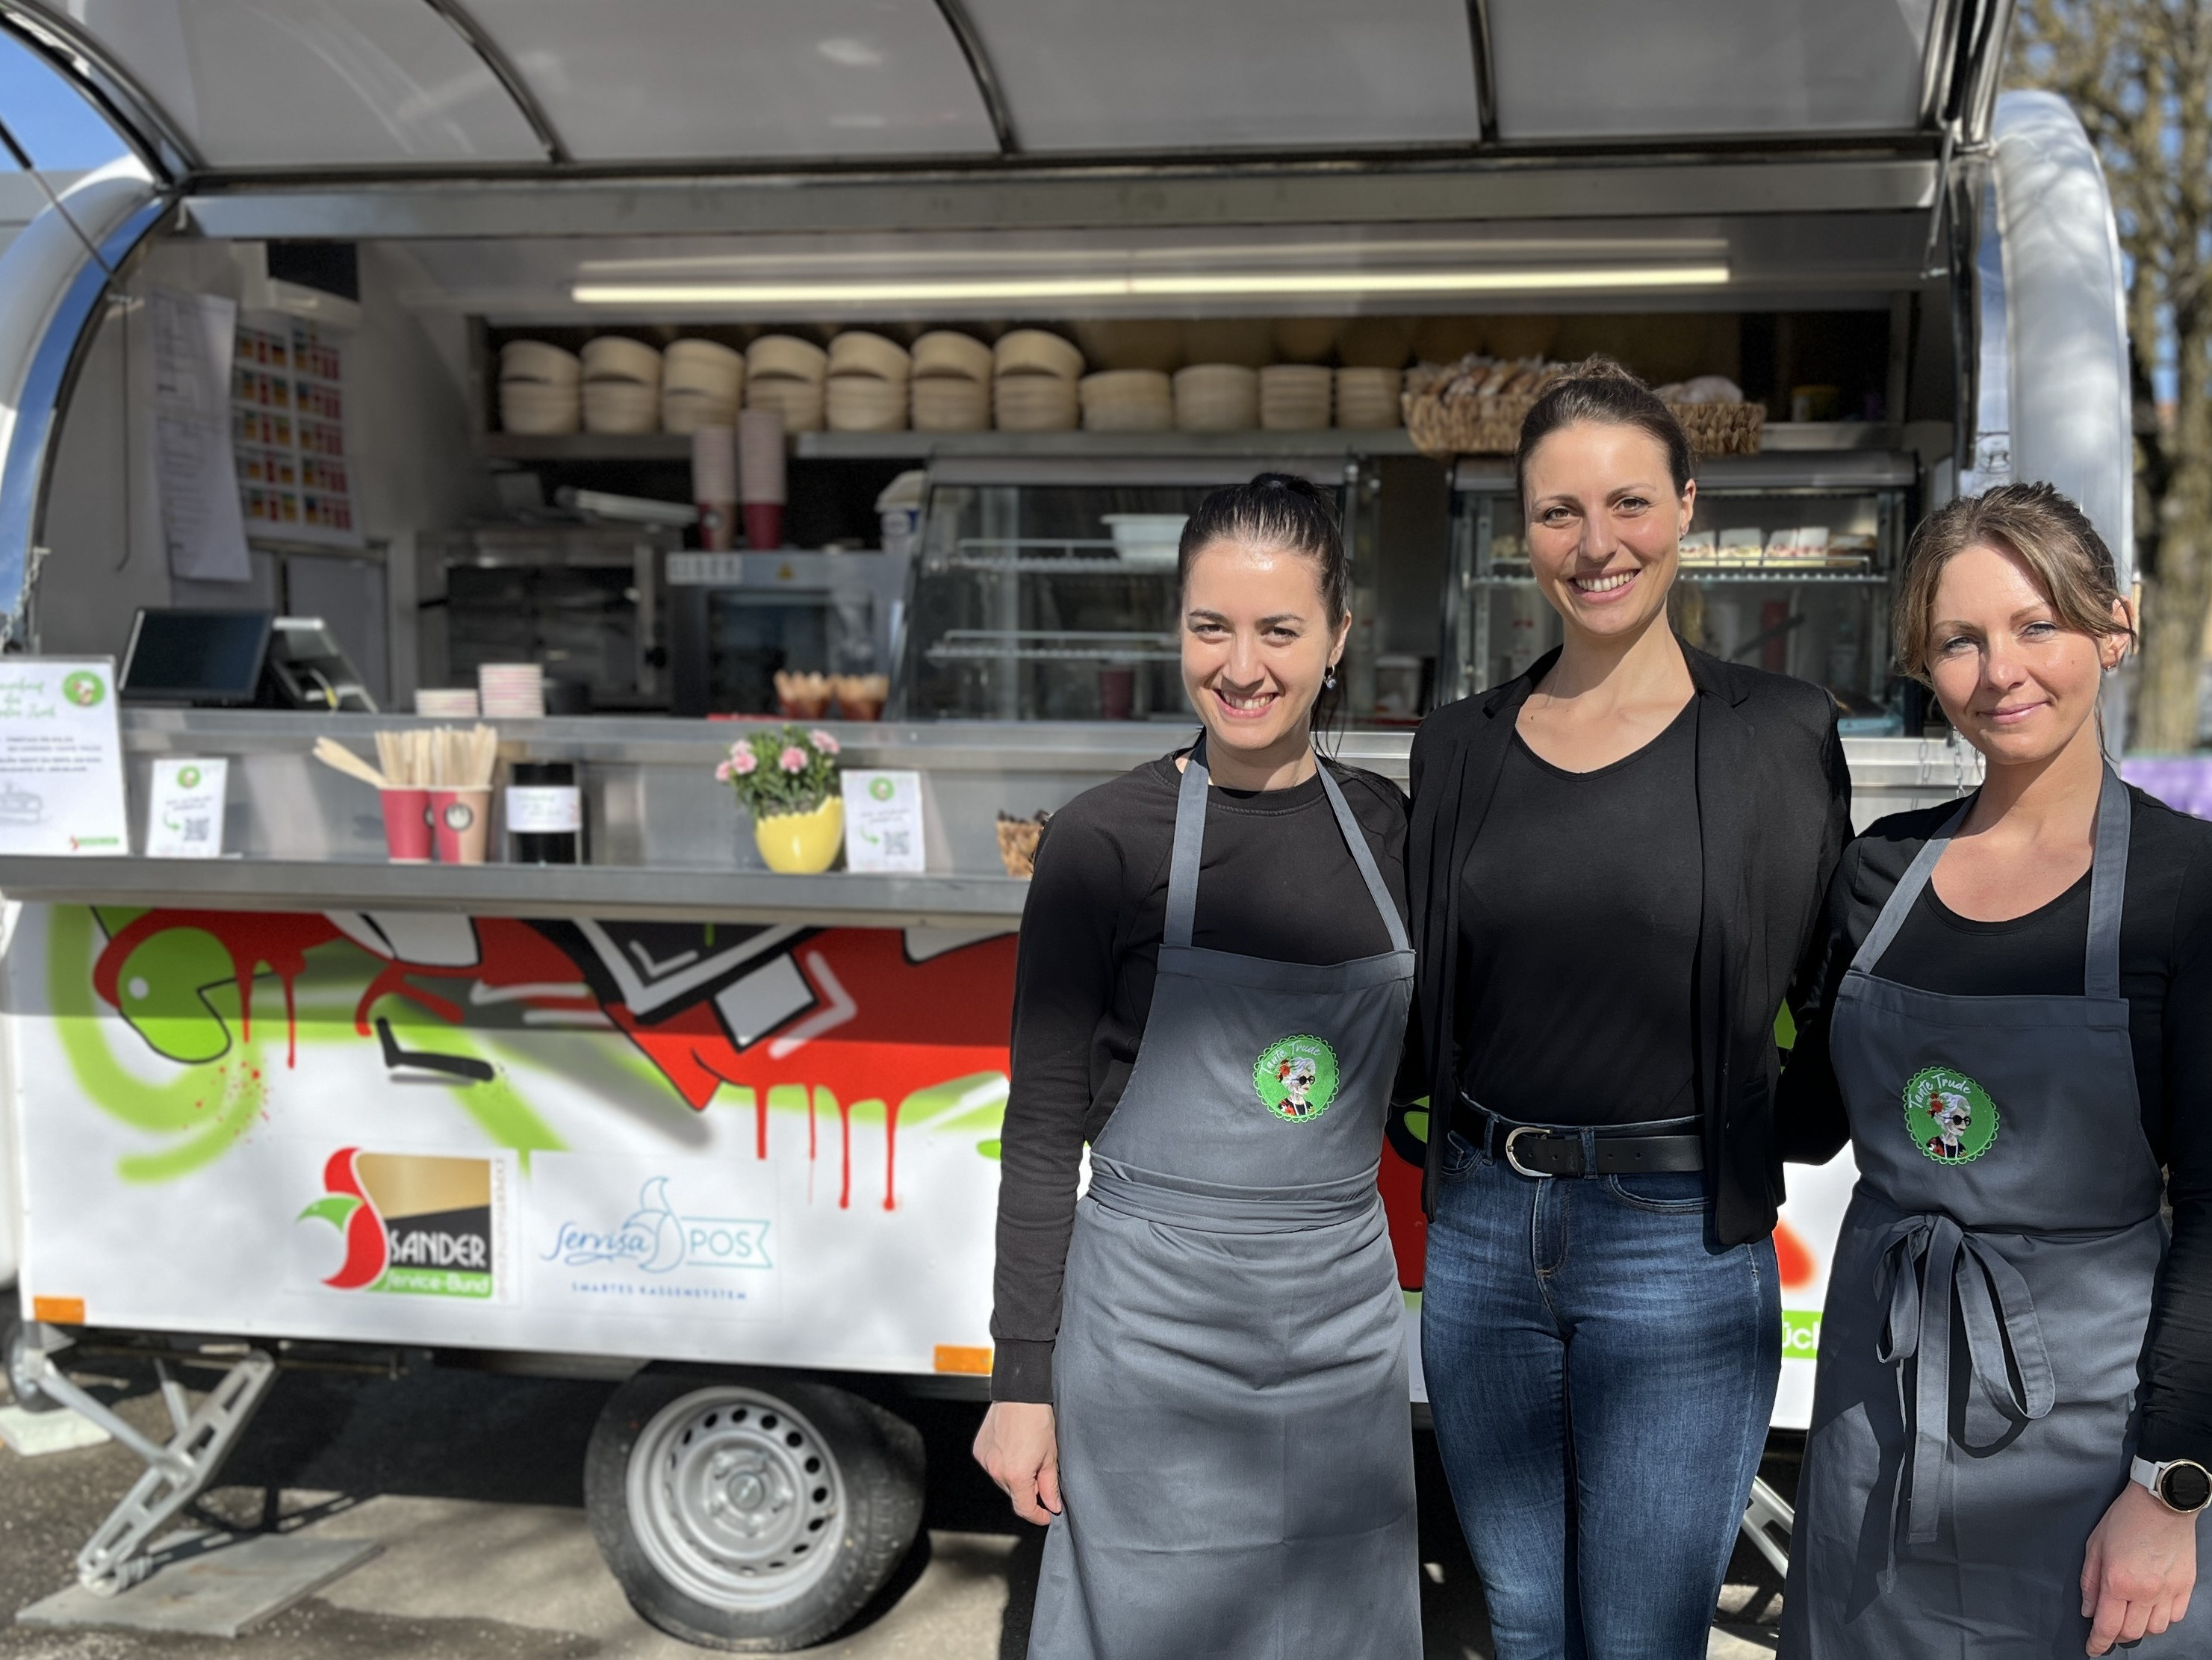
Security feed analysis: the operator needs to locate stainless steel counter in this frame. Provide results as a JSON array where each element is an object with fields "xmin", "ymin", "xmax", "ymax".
[
  {"xmin": 0, "ymin": 856, "xmax": 1031, "ymax": 927},
  {"xmin": 0, "ymin": 713, "xmax": 1972, "ymax": 922}
]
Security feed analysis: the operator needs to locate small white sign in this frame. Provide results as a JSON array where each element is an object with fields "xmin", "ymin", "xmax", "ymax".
[
  {"xmin": 841, "ymin": 770, "xmax": 925, "ymax": 873},
  {"xmin": 0, "ymin": 659, "xmax": 129, "ymax": 856},
  {"xmin": 144, "ymin": 758, "xmax": 228, "ymax": 859}
]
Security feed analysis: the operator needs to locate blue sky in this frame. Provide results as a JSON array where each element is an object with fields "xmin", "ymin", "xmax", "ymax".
[{"xmin": 0, "ymin": 31, "xmax": 126, "ymax": 170}]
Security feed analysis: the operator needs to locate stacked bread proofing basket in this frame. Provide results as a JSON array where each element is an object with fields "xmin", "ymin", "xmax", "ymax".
[
  {"xmin": 1078, "ymin": 369, "xmax": 1173, "ymax": 432},
  {"xmin": 910, "ymin": 332, "xmax": 993, "ymax": 432},
  {"xmin": 580, "ymin": 336, "xmax": 661, "ymax": 434},
  {"xmin": 993, "ymin": 330, "xmax": 1084, "ymax": 432},
  {"xmin": 661, "ymin": 339, "xmax": 745, "ymax": 434},
  {"xmin": 745, "ymin": 335, "xmax": 828, "ymax": 434},
  {"xmin": 825, "ymin": 332, "xmax": 911, "ymax": 432},
  {"xmin": 499, "ymin": 341, "xmax": 581, "ymax": 435}
]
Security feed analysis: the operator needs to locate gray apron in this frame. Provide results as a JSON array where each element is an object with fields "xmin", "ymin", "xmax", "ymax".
[
  {"xmin": 1785, "ymin": 771, "xmax": 2198, "ymax": 1659},
  {"xmin": 1028, "ymin": 747, "xmax": 1421, "ymax": 1659}
]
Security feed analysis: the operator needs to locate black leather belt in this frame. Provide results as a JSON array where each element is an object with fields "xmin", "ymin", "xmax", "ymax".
[{"xmin": 1475, "ymin": 1110, "xmax": 1704, "ymax": 1178}]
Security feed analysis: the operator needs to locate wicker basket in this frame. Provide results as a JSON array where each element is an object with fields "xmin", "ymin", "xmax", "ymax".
[{"xmin": 1403, "ymin": 393, "xmax": 1765, "ymax": 461}]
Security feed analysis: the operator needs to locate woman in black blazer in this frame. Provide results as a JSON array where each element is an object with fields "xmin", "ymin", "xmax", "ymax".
[{"xmin": 1408, "ymin": 358, "xmax": 1850, "ymax": 1659}]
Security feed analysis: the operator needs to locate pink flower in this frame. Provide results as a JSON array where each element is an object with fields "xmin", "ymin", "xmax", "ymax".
[
  {"xmin": 810, "ymin": 730, "xmax": 840, "ymax": 755},
  {"xmin": 714, "ymin": 760, "xmax": 732, "ymax": 782},
  {"xmin": 779, "ymin": 745, "xmax": 807, "ymax": 773},
  {"xmin": 731, "ymin": 748, "xmax": 758, "ymax": 776}
]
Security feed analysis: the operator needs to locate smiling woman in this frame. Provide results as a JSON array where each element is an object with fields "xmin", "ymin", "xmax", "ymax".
[
  {"xmin": 1408, "ymin": 358, "xmax": 1851, "ymax": 1659},
  {"xmin": 1777, "ymin": 483, "xmax": 2212, "ymax": 1659},
  {"xmin": 975, "ymin": 472, "xmax": 1421, "ymax": 1658}
]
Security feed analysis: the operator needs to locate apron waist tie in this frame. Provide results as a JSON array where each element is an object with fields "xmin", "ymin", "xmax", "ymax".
[
  {"xmin": 1086, "ymin": 1156, "xmax": 1383, "ymax": 1234},
  {"xmin": 1874, "ymin": 1212, "xmax": 2057, "ymax": 1545}
]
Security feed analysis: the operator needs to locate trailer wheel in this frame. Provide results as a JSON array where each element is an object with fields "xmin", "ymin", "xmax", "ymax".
[
  {"xmin": 585, "ymin": 1370, "xmax": 924, "ymax": 1652},
  {"xmin": 1, "ymin": 1305, "xmax": 61, "ymax": 1414}
]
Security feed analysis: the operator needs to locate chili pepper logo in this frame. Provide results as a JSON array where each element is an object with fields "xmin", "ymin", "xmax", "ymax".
[{"xmin": 298, "ymin": 1147, "xmax": 386, "ymax": 1289}]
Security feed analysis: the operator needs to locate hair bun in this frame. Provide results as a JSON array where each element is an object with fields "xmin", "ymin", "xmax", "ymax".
[{"xmin": 1562, "ymin": 353, "xmax": 1647, "ymax": 388}]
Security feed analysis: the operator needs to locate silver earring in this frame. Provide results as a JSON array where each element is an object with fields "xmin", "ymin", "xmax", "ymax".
[{"xmin": 1324, "ymin": 665, "xmax": 1338, "ymax": 691}]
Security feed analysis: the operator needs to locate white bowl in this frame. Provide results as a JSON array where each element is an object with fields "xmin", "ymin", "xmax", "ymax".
[
  {"xmin": 1102, "ymin": 513, "xmax": 1188, "ymax": 570},
  {"xmin": 826, "ymin": 377, "xmax": 910, "ymax": 432},
  {"xmin": 994, "ymin": 375, "xmax": 1078, "ymax": 432},
  {"xmin": 662, "ymin": 390, "xmax": 742, "ymax": 434},
  {"xmin": 500, "ymin": 384, "xmax": 580, "ymax": 434}
]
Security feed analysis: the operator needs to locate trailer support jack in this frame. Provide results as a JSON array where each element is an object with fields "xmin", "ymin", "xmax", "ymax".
[{"xmin": 20, "ymin": 1325, "xmax": 279, "ymax": 1595}]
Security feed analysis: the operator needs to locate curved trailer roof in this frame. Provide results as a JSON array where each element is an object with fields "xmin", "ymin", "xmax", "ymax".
[{"xmin": 0, "ymin": 0, "xmax": 2004, "ymax": 181}]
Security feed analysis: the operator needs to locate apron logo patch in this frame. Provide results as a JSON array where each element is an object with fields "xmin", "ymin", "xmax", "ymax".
[
  {"xmin": 1253, "ymin": 1034, "xmax": 1340, "ymax": 1123},
  {"xmin": 1904, "ymin": 1066, "xmax": 1999, "ymax": 1164}
]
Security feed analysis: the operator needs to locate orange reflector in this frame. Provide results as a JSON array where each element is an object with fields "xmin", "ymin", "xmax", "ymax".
[
  {"xmin": 32, "ymin": 1296, "xmax": 84, "ymax": 1325},
  {"xmin": 933, "ymin": 1344, "xmax": 992, "ymax": 1375}
]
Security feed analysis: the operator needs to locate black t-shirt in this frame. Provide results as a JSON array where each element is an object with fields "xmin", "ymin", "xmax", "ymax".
[
  {"xmin": 990, "ymin": 749, "xmax": 1409, "ymax": 1402},
  {"xmin": 1779, "ymin": 787, "xmax": 2212, "ymax": 1463},
  {"xmin": 1454, "ymin": 704, "xmax": 1703, "ymax": 1128}
]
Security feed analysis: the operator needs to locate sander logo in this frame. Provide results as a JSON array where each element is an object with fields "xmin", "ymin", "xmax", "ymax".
[{"xmin": 299, "ymin": 1148, "xmax": 498, "ymax": 1299}]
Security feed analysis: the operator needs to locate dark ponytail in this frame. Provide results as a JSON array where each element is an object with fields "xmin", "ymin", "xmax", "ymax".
[
  {"xmin": 1514, "ymin": 355, "xmax": 1694, "ymax": 509},
  {"xmin": 1177, "ymin": 472, "xmax": 1350, "ymax": 734}
]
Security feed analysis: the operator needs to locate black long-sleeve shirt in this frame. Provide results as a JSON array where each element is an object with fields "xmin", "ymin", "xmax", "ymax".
[
  {"xmin": 1778, "ymin": 786, "xmax": 2212, "ymax": 1462},
  {"xmin": 990, "ymin": 749, "xmax": 1408, "ymax": 1403}
]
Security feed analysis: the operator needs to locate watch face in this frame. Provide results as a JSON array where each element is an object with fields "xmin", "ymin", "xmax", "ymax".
[{"xmin": 2162, "ymin": 1463, "xmax": 2212, "ymax": 1513}]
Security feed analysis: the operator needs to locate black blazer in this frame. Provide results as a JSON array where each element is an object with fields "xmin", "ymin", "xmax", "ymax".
[{"xmin": 1407, "ymin": 641, "xmax": 1851, "ymax": 1246}]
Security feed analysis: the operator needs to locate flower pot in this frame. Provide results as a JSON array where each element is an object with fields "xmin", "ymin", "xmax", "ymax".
[{"xmin": 752, "ymin": 796, "xmax": 844, "ymax": 874}]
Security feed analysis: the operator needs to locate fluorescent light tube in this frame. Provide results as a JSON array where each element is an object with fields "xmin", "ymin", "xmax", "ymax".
[{"xmin": 570, "ymin": 265, "xmax": 1730, "ymax": 306}]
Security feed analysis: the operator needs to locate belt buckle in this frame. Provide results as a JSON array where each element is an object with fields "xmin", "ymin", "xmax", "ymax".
[{"xmin": 1503, "ymin": 1125, "xmax": 1550, "ymax": 1178}]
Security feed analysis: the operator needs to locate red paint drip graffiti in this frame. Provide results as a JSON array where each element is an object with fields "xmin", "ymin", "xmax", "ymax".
[{"xmin": 93, "ymin": 911, "xmax": 342, "ymax": 1069}]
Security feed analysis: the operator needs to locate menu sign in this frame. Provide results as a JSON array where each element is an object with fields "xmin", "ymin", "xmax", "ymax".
[
  {"xmin": 233, "ymin": 316, "xmax": 360, "ymax": 547},
  {"xmin": 0, "ymin": 659, "xmax": 128, "ymax": 855}
]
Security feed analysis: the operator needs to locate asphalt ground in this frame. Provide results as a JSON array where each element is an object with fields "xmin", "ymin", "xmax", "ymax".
[{"xmin": 0, "ymin": 1351, "xmax": 1787, "ymax": 1658}]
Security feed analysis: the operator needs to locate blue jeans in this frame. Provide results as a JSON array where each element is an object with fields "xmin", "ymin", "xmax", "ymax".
[{"xmin": 1422, "ymin": 1128, "xmax": 1780, "ymax": 1660}]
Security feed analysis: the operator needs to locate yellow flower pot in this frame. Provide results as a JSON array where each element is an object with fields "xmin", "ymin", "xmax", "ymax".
[{"xmin": 752, "ymin": 796, "xmax": 844, "ymax": 874}]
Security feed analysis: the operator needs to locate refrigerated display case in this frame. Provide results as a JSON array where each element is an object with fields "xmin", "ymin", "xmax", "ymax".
[
  {"xmin": 1443, "ymin": 452, "xmax": 1916, "ymax": 729},
  {"xmin": 898, "ymin": 454, "xmax": 1382, "ymax": 721}
]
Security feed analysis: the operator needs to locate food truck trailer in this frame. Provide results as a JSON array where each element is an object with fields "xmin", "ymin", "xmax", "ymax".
[{"xmin": 0, "ymin": 0, "xmax": 2133, "ymax": 1646}]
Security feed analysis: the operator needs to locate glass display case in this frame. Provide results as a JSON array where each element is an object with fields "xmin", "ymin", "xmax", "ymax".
[
  {"xmin": 898, "ymin": 456, "xmax": 1379, "ymax": 722},
  {"xmin": 1442, "ymin": 452, "xmax": 1917, "ymax": 731}
]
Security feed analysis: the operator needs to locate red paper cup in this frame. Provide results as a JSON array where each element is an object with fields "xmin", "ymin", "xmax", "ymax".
[
  {"xmin": 743, "ymin": 502, "xmax": 783, "ymax": 550},
  {"xmin": 429, "ymin": 788, "xmax": 493, "ymax": 865},
  {"xmin": 379, "ymin": 788, "xmax": 432, "ymax": 862}
]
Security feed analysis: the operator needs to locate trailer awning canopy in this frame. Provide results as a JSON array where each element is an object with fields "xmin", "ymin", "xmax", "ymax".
[{"xmin": 1, "ymin": 0, "xmax": 1987, "ymax": 179}]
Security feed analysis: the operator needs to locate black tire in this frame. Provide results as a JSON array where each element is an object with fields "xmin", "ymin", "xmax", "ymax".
[
  {"xmin": 585, "ymin": 1368, "xmax": 924, "ymax": 1652},
  {"xmin": 1, "ymin": 1299, "xmax": 63, "ymax": 1414}
]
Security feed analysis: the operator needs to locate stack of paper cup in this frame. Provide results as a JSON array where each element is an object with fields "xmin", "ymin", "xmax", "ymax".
[
  {"xmin": 826, "ymin": 331, "xmax": 912, "ymax": 433},
  {"xmin": 499, "ymin": 341, "xmax": 581, "ymax": 435},
  {"xmin": 994, "ymin": 330, "xmax": 1084, "ymax": 432},
  {"xmin": 662, "ymin": 339, "xmax": 745, "ymax": 434},
  {"xmin": 414, "ymin": 687, "xmax": 480, "ymax": 718},
  {"xmin": 910, "ymin": 331, "xmax": 992, "ymax": 432},
  {"xmin": 582, "ymin": 336, "xmax": 662, "ymax": 434},
  {"xmin": 1080, "ymin": 370, "xmax": 1174, "ymax": 432},
  {"xmin": 1333, "ymin": 367, "xmax": 1402, "ymax": 429},
  {"xmin": 739, "ymin": 408, "xmax": 787, "ymax": 550},
  {"xmin": 479, "ymin": 662, "xmax": 547, "ymax": 719},
  {"xmin": 1259, "ymin": 364, "xmax": 1332, "ymax": 430},
  {"xmin": 745, "ymin": 335, "xmax": 828, "ymax": 435},
  {"xmin": 1174, "ymin": 364, "xmax": 1260, "ymax": 432},
  {"xmin": 692, "ymin": 426, "xmax": 739, "ymax": 551}
]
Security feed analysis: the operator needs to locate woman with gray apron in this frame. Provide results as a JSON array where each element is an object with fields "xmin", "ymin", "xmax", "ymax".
[
  {"xmin": 1780, "ymin": 483, "xmax": 2212, "ymax": 1658},
  {"xmin": 975, "ymin": 473, "xmax": 1420, "ymax": 1657}
]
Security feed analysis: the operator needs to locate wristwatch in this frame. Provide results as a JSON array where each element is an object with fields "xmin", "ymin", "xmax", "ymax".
[{"xmin": 2132, "ymin": 1455, "xmax": 2212, "ymax": 1514}]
